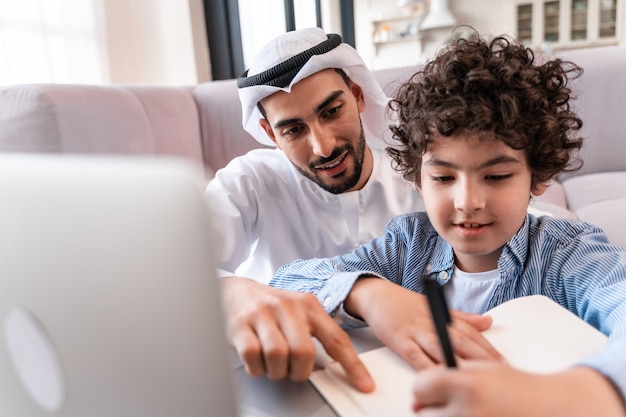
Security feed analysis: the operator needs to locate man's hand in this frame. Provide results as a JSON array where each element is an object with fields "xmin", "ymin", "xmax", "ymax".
[
  {"xmin": 345, "ymin": 277, "xmax": 503, "ymax": 369},
  {"xmin": 412, "ymin": 364, "xmax": 626, "ymax": 417},
  {"xmin": 220, "ymin": 276, "xmax": 375, "ymax": 392}
]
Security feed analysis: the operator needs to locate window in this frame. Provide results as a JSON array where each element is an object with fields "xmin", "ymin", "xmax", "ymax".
[
  {"xmin": 517, "ymin": 3, "xmax": 533, "ymax": 44},
  {"xmin": 571, "ymin": 0, "xmax": 588, "ymax": 41},
  {"xmin": 0, "ymin": 0, "xmax": 106, "ymax": 85},
  {"xmin": 204, "ymin": 0, "xmax": 352, "ymax": 80},
  {"xmin": 516, "ymin": 0, "xmax": 621, "ymax": 49},
  {"xmin": 599, "ymin": 0, "xmax": 617, "ymax": 37},
  {"xmin": 544, "ymin": 1, "xmax": 560, "ymax": 42},
  {"xmin": 237, "ymin": 0, "xmax": 319, "ymax": 68}
]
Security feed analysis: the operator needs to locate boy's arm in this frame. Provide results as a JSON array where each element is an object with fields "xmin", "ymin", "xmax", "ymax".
[
  {"xmin": 412, "ymin": 365, "xmax": 626, "ymax": 417},
  {"xmin": 345, "ymin": 277, "xmax": 502, "ymax": 369},
  {"xmin": 271, "ymin": 215, "xmax": 503, "ymax": 371},
  {"xmin": 548, "ymin": 223, "xmax": 626, "ymax": 398}
]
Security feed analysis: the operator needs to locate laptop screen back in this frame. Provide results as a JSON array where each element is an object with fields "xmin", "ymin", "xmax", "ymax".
[{"xmin": 0, "ymin": 154, "xmax": 238, "ymax": 416}]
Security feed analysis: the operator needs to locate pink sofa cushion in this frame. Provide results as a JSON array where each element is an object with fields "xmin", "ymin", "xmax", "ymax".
[
  {"xmin": 0, "ymin": 84, "xmax": 205, "ymax": 171},
  {"xmin": 193, "ymin": 79, "xmax": 267, "ymax": 173}
]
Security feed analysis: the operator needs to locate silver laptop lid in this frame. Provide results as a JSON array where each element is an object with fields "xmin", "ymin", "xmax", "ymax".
[{"xmin": 0, "ymin": 154, "xmax": 238, "ymax": 416}]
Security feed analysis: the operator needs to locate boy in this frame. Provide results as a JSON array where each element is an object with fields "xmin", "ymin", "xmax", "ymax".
[{"xmin": 271, "ymin": 34, "xmax": 626, "ymax": 416}]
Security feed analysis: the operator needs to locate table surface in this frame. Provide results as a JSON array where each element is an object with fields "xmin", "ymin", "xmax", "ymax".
[{"xmin": 232, "ymin": 327, "xmax": 384, "ymax": 417}]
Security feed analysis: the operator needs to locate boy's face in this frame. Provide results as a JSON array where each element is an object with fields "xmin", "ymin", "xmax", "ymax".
[
  {"xmin": 419, "ymin": 131, "xmax": 545, "ymax": 273},
  {"xmin": 258, "ymin": 69, "xmax": 370, "ymax": 194}
]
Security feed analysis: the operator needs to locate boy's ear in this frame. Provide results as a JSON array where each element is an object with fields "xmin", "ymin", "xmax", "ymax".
[
  {"xmin": 259, "ymin": 118, "xmax": 279, "ymax": 147},
  {"xmin": 531, "ymin": 181, "xmax": 550, "ymax": 197}
]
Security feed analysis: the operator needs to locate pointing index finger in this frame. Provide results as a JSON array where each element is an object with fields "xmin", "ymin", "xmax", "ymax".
[{"xmin": 309, "ymin": 311, "xmax": 375, "ymax": 393}]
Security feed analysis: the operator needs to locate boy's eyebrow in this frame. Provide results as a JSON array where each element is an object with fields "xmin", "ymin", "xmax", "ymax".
[
  {"xmin": 425, "ymin": 155, "xmax": 522, "ymax": 169},
  {"xmin": 273, "ymin": 90, "xmax": 344, "ymax": 129}
]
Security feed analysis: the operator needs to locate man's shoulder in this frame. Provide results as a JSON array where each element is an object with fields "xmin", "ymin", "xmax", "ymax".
[
  {"xmin": 207, "ymin": 148, "xmax": 297, "ymax": 193},
  {"xmin": 216, "ymin": 148, "xmax": 292, "ymax": 177},
  {"xmin": 232, "ymin": 147, "xmax": 289, "ymax": 166}
]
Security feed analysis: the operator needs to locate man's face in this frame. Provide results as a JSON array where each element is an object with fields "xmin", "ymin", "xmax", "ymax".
[
  {"xmin": 259, "ymin": 69, "xmax": 370, "ymax": 194},
  {"xmin": 419, "ymin": 132, "xmax": 545, "ymax": 273}
]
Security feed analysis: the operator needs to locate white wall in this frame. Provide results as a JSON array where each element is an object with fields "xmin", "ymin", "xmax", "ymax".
[
  {"xmin": 355, "ymin": 0, "xmax": 425, "ymax": 70},
  {"xmin": 102, "ymin": 0, "xmax": 210, "ymax": 85}
]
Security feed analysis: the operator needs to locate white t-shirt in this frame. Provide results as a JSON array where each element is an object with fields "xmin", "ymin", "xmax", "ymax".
[
  {"xmin": 205, "ymin": 145, "xmax": 424, "ymax": 284},
  {"xmin": 444, "ymin": 267, "xmax": 500, "ymax": 314}
]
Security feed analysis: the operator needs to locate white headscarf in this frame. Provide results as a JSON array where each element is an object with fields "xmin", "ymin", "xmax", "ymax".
[{"xmin": 237, "ymin": 27, "xmax": 389, "ymax": 149}]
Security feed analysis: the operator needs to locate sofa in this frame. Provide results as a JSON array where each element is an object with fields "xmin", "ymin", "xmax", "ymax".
[{"xmin": 1, "ymin": 45, "xmax": 625, "ymax": 247}]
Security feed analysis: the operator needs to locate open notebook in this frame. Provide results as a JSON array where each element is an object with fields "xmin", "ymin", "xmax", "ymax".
[
  {"xmin": 0, "ymin": 154, "xmax": 239, "ymax": 416},
  {"xmin": 310, "ymin": 295, "xmax": 608, "ymax": 417}
]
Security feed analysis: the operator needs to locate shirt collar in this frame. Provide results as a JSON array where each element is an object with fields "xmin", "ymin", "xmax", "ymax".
[
  {"xmin": 499, "ymin": 214, "xmax": 531, "ymax": 271},
  {"xmin": 418, "ymin": 215, "xmax": 455, "ymax": 274}
]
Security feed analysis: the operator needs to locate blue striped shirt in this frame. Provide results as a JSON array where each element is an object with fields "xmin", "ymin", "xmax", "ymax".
[{"xmin": 271, "ymin": 212, "xmax": 626, "ymax": 399}]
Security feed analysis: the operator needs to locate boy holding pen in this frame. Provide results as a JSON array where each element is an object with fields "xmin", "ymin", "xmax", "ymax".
[{"xmin": 270, "ymin": 32, "xmax": 626, "ymax": 416}]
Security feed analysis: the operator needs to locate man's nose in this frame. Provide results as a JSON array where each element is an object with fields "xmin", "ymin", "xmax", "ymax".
[{"xmin": 309, "ymin": 124, "xmax": 336, "ymax": 158}]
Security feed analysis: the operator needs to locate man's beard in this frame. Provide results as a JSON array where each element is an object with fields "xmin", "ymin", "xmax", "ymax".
[{"xmin": 293, "ymin": 126, "xmax": 367, "ymax": 194}]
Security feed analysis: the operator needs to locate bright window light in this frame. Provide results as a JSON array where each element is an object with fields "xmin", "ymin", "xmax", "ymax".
[
  {"xmin": 0, "ymin": 0, "xmax": 107, "ymax": 85},
  {"xmin": 238, "ymin": 0, "xmax": 320, "ymax": 70}
]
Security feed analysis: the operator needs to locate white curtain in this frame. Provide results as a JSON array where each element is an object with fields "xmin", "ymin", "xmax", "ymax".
[{"xmin": 0, "ymin": 0, "xmax": 108, "ymax": 85}]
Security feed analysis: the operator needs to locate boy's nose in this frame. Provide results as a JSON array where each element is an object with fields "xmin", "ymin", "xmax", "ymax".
[{"xmin": 454, "ymin": 181, "xmax": 486, "ymax": 212}]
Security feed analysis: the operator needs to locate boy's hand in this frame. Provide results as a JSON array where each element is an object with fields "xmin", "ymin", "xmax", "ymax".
[
  {"xmin": 220, "ymin": 277, "xmax": 375, "ymax": 393},
  {"xmin": 412, "ymin": 364, "xmax": 626, "ymax": 417},
  {"xmin": 345, "ymin": 277, "xmax": 503, "ymax": 369}
]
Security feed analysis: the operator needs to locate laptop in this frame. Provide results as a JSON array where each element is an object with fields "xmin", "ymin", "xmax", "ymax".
[{"xmin": 0, "ymin": 154, "xmax": 239, "ymax": 416}]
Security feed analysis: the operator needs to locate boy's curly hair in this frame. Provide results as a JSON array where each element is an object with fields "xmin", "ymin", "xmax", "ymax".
[{"xmin": 387, "ymin": 33, "xmax": 584, "ymax": 188}]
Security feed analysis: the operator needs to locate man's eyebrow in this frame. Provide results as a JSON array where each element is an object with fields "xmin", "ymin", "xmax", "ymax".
[
  {"xmin": 274, "ymin": 117, "xmax": 301, "ymax": 129},
  {"xmin": 424, "ymin": 155, "xmax": 522, "ymax": 169},
  {"xmin": 315, "ymin": 90, "xmax": 344, "ymax": 113},
  {"xmin": 273, "ymin": 90, "xmax": 344, "ymax": 130}
]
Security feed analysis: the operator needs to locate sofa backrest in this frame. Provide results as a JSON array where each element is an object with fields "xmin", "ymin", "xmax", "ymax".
[
  {"xmin": 556, "ymin": 45, "xmax": 626, "ymax": 178},
  {"xmin": 1, "ymin": 44, "xmax": 623, "ymax": 180},
  {"xmin": 193, "ymin": 79, "xmax": 267, "ymax": 173},
  {"xmin": 0, "ymin": 83, "xmax": 205, "ymax": 169}
]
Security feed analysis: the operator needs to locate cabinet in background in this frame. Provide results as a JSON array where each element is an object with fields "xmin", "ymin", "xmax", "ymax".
[{"xmin": 516, "ymin": 0, "xmax": 621, "ymax": 49}]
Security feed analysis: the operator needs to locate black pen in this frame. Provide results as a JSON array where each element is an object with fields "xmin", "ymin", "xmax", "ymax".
[{"xmin": 421, "ymin": 275, "xmax": 457, "ymax": 367}]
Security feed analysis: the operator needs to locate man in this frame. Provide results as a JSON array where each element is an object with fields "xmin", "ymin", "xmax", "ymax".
[{"xmin": 207, "ymin": 27, "xmax": 495, "ymax": 391}]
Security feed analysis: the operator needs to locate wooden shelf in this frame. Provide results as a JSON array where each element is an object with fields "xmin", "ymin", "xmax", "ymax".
[
  {"xmin": 372, "ymin": 13, "xmax": 420, "ymax": 46},
  {"xmin": 374, "ymin": 35, "xmax": 422, "ymax": 46},
  {"xmin": 372, "ymin": 15, "xmax": 416, "ymax": 25}
]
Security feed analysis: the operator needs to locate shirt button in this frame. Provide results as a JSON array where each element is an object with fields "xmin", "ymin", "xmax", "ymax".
[
  {"xmin": 439, "ymin": 271, "xmax": 449, "ymax": 280},
  {"xmin": 322, "ymin": 297, "xmax": 332, "ymax": 308},
  {"xmin": 425, "ymin": 264, "xmax": 432, "ymax": 271},
  {"xmin": 333, "ymin": 316, "xmax": 344, "ymax": 325}
]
